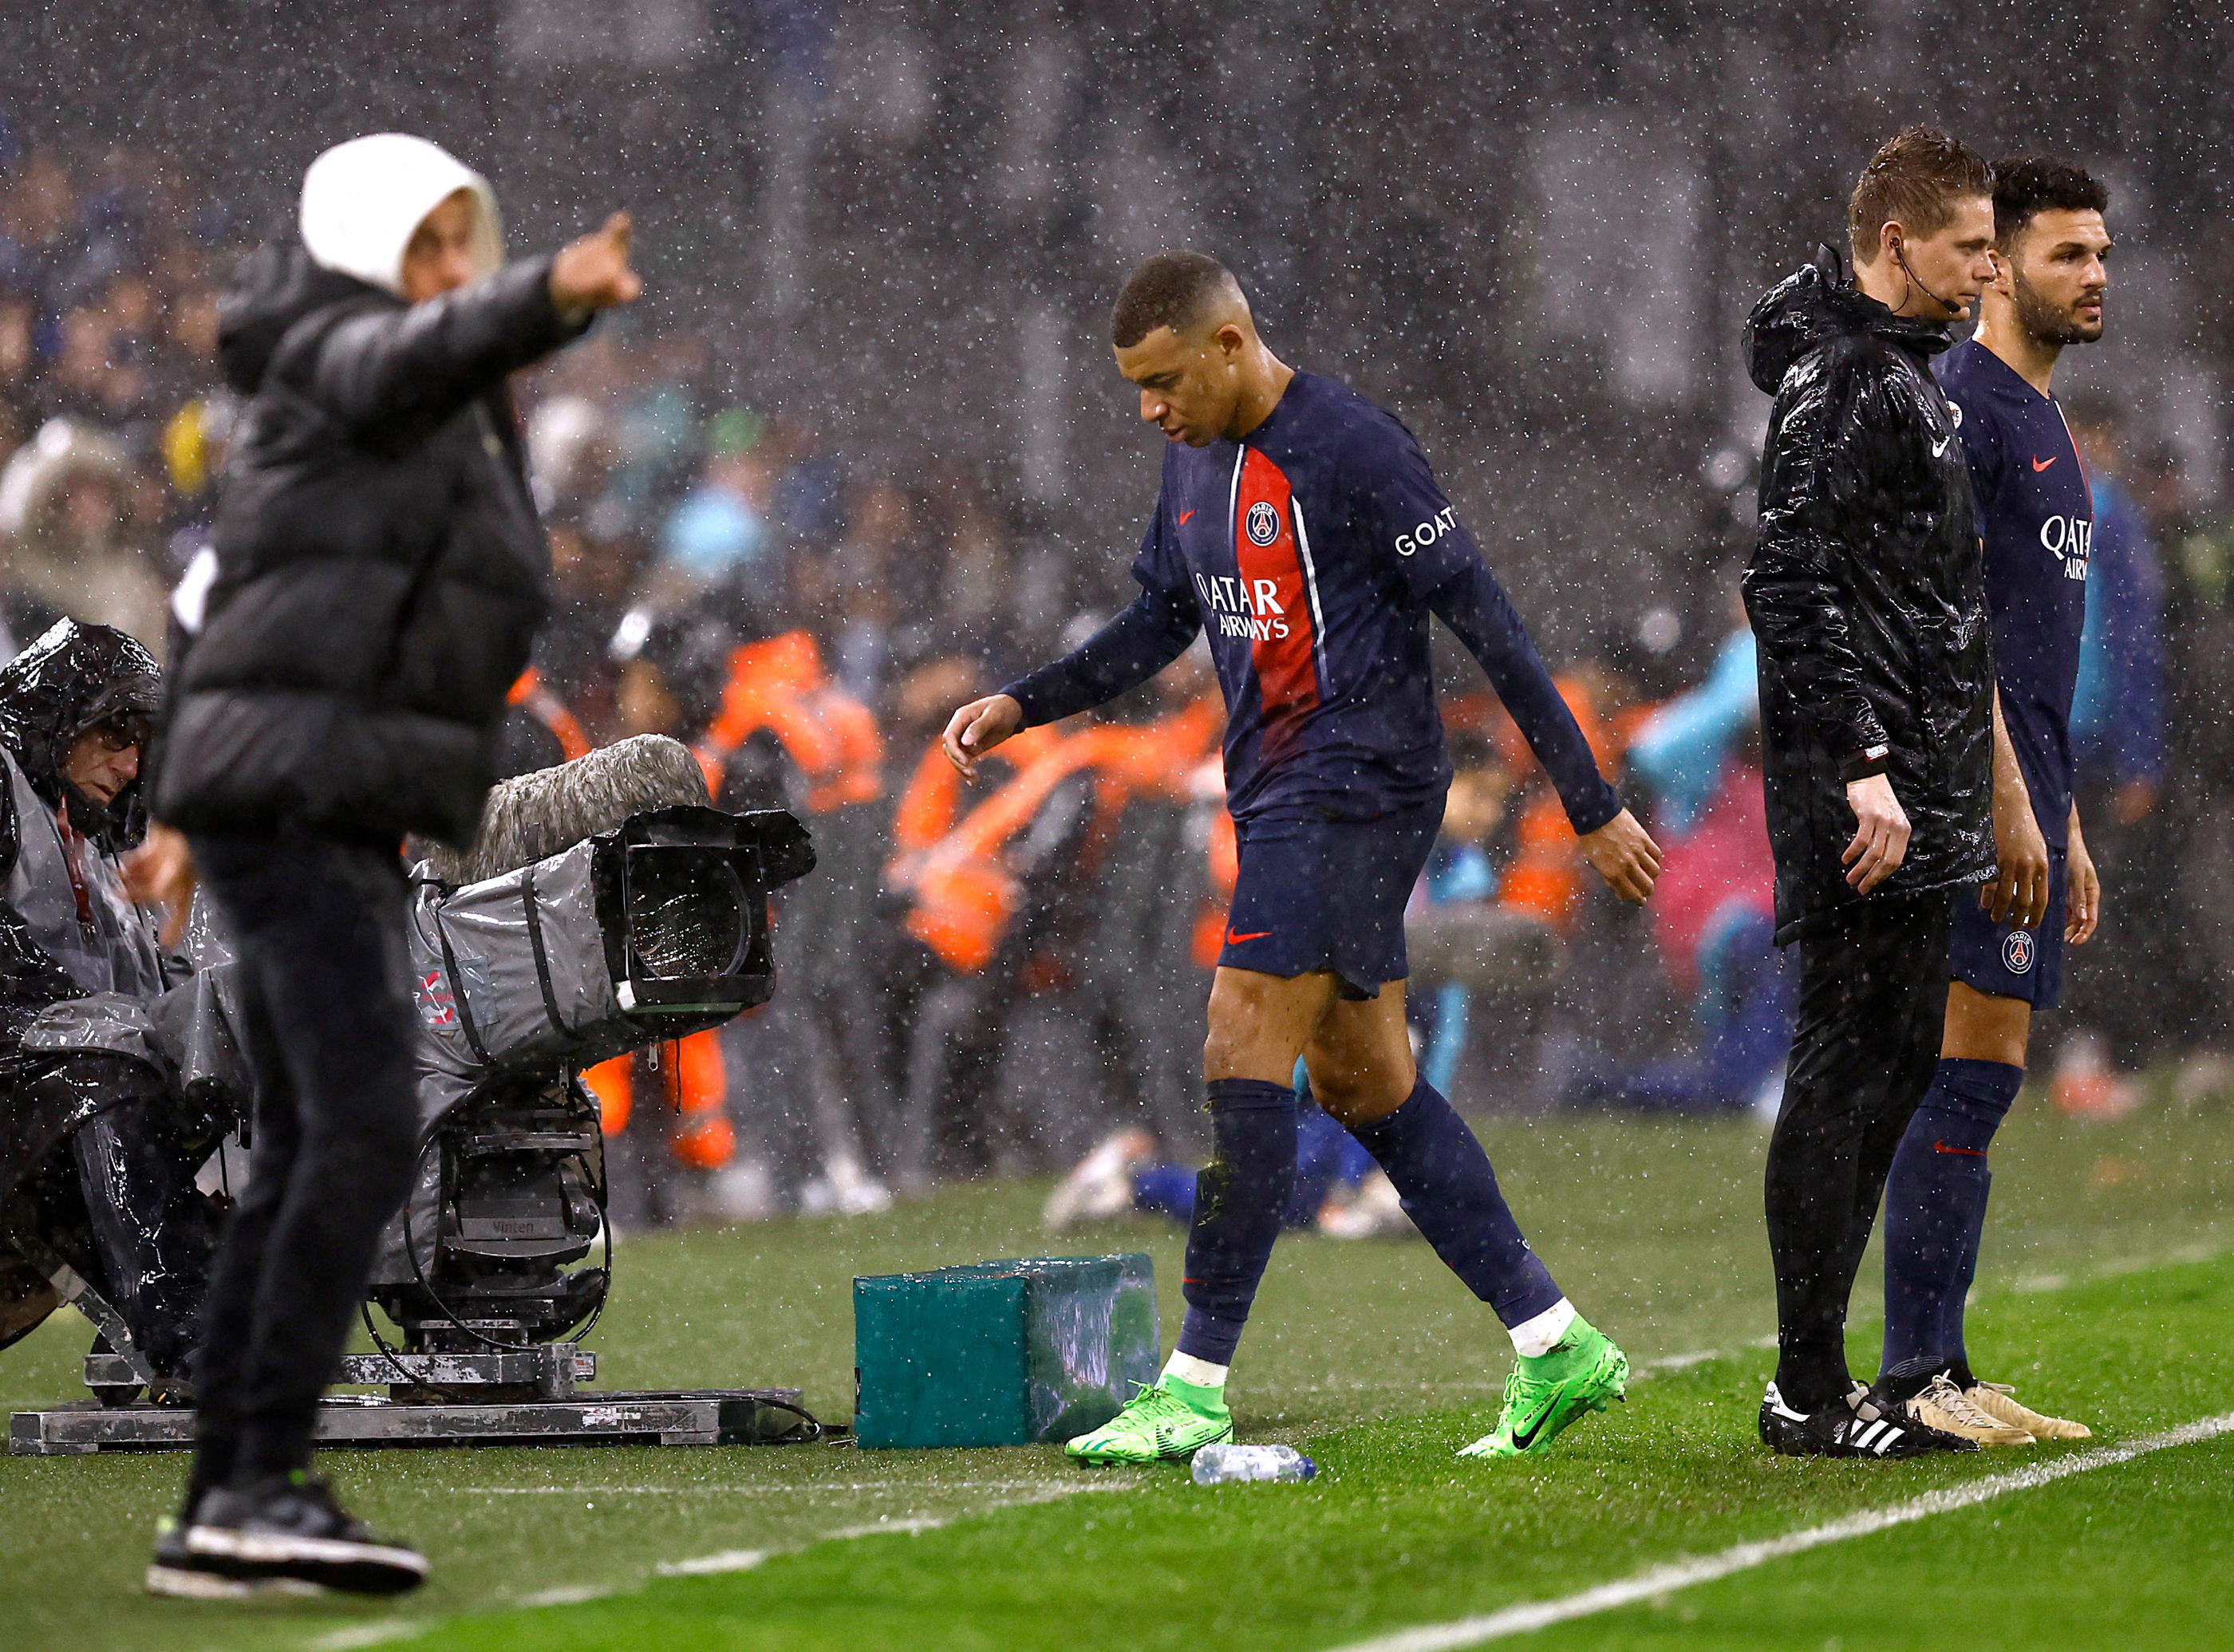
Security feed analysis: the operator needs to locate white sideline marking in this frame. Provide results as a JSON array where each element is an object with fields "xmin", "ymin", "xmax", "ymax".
[
  {"xmin": 1325, "ymin": 1411, "xmax": 2234, "ymax": 1652},
  {"xmin": 452, "ymin": 1477, "xmax": 1091, "ymax": 1496},
  {"xmin": 512, "ymin": 1584, "xmax": 609, "ymax": 1607},
  {"xmin": 302, "ymin": 1476, "xmax": 1120, "ymax": 1644},
  {"xmin": 306, "ymin": 1627, "xmax": 426, "ymax": 1651},
  {"xmin": 656, "ymin": 1548, "xmax": 769, "ymax": 1577}
]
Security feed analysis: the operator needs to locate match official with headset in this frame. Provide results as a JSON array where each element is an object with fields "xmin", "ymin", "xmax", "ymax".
[
  {"xmin": 1743, "ymin": 128, "xmax": 2002, "ymax": 1460},
  {"xmin": 131, "ymin": 134, "xmax": 640, "ymax": 1598}
]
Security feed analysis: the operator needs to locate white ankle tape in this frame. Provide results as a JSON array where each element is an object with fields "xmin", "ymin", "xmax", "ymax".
[
  {"xmin": 1164, "ymin": 1350, "xmax": 1229, "ymax": 1388},
  {"xmin": 1508, "ymin": 1297, "xmax": 1577, "ymax": 1358}
]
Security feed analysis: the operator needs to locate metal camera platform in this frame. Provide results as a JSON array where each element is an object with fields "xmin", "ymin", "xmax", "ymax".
[{"xmin": 9, "ymin": 1343, "xmax": 812, "ymax": 1456}]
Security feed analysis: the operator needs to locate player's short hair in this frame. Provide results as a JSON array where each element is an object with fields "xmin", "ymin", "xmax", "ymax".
[
  {"xmin": 1847, "ymin": 128, "xmax": 1994, "ymax": 262},
  {"xmin": 1111, "ymin": 252, "xmax": 1241, "ymax": 349},
  {"xmin": 1991, "ymin": 156, "xmax": 2110, "ymax": 246}
]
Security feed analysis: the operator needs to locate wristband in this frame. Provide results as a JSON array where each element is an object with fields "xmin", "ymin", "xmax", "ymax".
[{"xmin": 1839, "ymin": 743, "xmax": 1891, "ymax": 784}]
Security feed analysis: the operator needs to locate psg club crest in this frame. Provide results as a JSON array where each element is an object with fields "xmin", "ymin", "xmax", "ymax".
[
  {"xmin": 2002, "ymin": 929, "xmax": 2037, "ymax": 976},
  {"xmin": 1245, "ymin": 500, "xmax": 1281, "ymax": 546}
]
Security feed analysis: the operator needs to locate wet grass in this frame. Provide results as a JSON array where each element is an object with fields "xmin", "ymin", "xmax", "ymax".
[{"xmin": 2, "ymin": 1090, "xmax": 2229, "ymax": 1652}]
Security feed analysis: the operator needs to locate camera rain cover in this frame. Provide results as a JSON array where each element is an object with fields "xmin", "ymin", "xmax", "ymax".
[{"xmin": 407, "ymin": 805, "xmax": 813, "ymax": 1126}]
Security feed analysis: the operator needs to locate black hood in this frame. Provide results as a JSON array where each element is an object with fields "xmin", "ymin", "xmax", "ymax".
[
  {"xmin": 217, "ymin": 241, "xmax": 393, "ymax": 395},
  {"xmin": 1745, "ymin": 243, "xmax": 1956, "ymax": 395},
  {"xmin": 0, "ymin": 620, "xmax": 162, "ymax": 850}
]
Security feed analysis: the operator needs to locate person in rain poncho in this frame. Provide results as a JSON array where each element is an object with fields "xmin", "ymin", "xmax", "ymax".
[
  {"xmin": 134, "ymin": 132, "xmax": 639, "ymax": 1599},
  {"xmin": 0, "ymin": 621, "xmax": 211, "ymax": 1387}
]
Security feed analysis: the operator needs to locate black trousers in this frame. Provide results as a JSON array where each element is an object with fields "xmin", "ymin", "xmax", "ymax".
[
  {"xmin": 1765, "ymin": 888, "xmax": 1955, "ymax": 1412},
  {"xmin": 186, "ymin": 831, "xmax": 420, "ymax": 1493}
]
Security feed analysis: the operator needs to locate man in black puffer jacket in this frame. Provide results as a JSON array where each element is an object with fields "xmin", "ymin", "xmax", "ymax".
[
  {"xmin": 137, "ymin": 132, "xmax": 639, "ymax": 1599},
  {"xmin": 1742, "ymin": 128, "xmax": 2000, "ymax": 1461}
]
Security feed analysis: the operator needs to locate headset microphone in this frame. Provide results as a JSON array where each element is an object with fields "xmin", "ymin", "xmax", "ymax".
[{"xmin": 1893, "ymin": 238, "xmax": 1968, "ymax": 320}]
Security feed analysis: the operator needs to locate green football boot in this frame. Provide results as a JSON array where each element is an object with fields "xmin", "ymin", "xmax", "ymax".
[
  {"xmin": 1065, "ymin": 1377, "xmax": 1233, "ymax": 1465},
  {"xmin": 1458, "ymin": 1317, "xmax": 1628, "ymax": 1459}
]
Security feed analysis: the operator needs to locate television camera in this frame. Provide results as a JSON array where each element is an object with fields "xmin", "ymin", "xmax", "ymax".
[{"xmin": 9, "ymin": 736, "xmax": 820, "ymax": 1453}]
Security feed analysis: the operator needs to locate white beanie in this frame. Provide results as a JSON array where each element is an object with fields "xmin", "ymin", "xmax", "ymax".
[{"xmin": 298, "ymin": 133, "xmax": 503, "ymax": 300}]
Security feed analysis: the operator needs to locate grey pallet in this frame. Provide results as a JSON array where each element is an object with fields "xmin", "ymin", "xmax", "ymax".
[{"xmin": 10, "ymin": 1389, "xmax": 807, "ymax": 1456}]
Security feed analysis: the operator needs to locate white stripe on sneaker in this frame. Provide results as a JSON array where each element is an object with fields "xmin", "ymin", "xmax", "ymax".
[{"xmin": 187, "ymin": 1527, "xmax": 428, "ymax": 1574}]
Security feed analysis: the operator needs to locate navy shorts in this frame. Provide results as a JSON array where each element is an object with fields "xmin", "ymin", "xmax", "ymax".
[
  {"xmin": 1218, "ymin": 804, "xmax": 1442, "ymax": 1000},
  {"xmin": 1948, "ymin": 846, "xmax": 2066, "ymax": 1008}
]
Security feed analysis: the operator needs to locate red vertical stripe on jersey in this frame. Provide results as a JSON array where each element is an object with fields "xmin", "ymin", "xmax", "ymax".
[{"xmin": 1233, "ymin": 448, "xmax": 1319, "ymax": 763}]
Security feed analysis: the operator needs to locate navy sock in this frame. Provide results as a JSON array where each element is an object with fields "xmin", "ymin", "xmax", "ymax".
[
  {"xmin": 1879, "ymin": 1058, "xmax": 2021, "ymax": 1381},
  {"xmin": 1348, "ymin": 1078, "xmax": 1563, "ymax": 1327},
  {"xmin": 1174, "ymin": 1078, "xmax": 1298, "ymax": 1365}
]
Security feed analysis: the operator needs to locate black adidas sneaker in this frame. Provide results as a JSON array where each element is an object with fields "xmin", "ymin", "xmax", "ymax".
[
  {"xmin": 184, "ymin": 1473, "xmax": 428, "ymax": 1595},
  {"xmin": 1759, "ymin": 1381, "xmax": 1978, "ymax": 1459}
]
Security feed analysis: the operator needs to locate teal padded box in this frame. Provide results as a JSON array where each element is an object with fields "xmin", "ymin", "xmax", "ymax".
[{"xmin": 853, "ymin": 1254, "xmax": 1158, "ymax": 1448}]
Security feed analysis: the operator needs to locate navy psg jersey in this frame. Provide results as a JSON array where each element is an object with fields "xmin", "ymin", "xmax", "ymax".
[
  {"xmin": 1936, "ymin": 340, "xmax": 2091, "ymax": 848},
  {"xmin": 1004, "ymin": 371, "xmax": 1617, "ymax": 831}
]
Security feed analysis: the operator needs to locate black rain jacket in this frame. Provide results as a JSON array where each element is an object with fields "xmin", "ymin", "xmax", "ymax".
[
  {"xmin": 1741, "ymin": 245, "xmax": 1995, "ymax": 941},
  {"xmin": 151, "ymin": 244, "xmax": 587, "ymax": 848}
]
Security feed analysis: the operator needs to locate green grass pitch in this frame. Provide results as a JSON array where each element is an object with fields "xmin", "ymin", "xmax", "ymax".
[{"xmin": 4, "ymin": 1091, "xmax": 2231, "ymax": 1652}]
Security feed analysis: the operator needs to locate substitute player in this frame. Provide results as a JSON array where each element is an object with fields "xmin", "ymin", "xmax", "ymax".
[
  {"xmin": 1875, "ymin": 160, "xmax": 2111, "ymax": 1445},
  {"xmin": 941, "ymin": 252, "xmax": 1661, "ymax": 1464}
]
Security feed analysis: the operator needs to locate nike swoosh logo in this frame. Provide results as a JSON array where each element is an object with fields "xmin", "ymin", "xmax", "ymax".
[
  {"xmin": 1931, "ymin": 436, "xmax": 1952, "ymax": 457},
  {"xmin": 1226, "ymin": 929, "xmax": 1273, "ymax": 944},
  {"xmin": 1510, "ymin": 1406, "xmax": 1554, "ymax": 1450},
  {"xmin": 2033, "ymin": 455, "xmax": 2058, "ymax": 471},
  {"xmin": 1178, "ymin": 510, "xmax": 1196, "ymax": 524},
  {"xmin": 1933, "ymin": 1141, "xmax": 1987, "ymax": 1157}
]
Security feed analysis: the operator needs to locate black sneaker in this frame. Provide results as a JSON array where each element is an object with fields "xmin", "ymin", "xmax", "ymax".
[
  {"xmin": 1758, "ymin": 1381, "xmax": 1979, "ymax": 1459},
  {"xmin": 184, "ymin": 1473, "xmax": 428, "ymax": 1595},
  {"xmin": 145, "ymin": 1500, "xmax": 319, "ymax": 1599}
]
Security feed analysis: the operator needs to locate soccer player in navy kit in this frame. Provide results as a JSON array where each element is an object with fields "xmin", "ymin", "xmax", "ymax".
[
  {"xmin": 942, "ymin": 252, "xmax": 1663, "ymax": 1463},
  {"xmin": 1876, "ymin": 160, "xmax": 2112, "ymax": 1445}
]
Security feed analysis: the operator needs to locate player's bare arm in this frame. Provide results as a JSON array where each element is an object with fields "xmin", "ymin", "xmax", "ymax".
[{"xmin": 1984, "ymin": 686, "xmax": 2051, "ymax": 928}]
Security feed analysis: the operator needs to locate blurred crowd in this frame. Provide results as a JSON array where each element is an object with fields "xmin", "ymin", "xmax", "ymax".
[{"xmin": 1, "ymin": 140, "xmax": 2225, "ymax": 1232}]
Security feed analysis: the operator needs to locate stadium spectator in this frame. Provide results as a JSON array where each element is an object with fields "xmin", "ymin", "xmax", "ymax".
[
  {"xmin": 2056, "ymin": 396, "xmax": 2171, "ymax": 1102},
  {"xmin": 1562, "ymin": 617, "xmax": 1790, "ymax": 1114}
]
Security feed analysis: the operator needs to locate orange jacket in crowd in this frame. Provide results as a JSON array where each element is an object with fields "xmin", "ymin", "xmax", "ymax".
[
  {"xmin": 898, "ymin": 697, "xmax": 1221, "ymax": 976},
  {"xmin": 588, "ymin": 635, "xmax": 887, "ymax": 1169},
  {"xmin": 1443, "ymin": 676, "xmax": 1630, "ymax": 935},
  {"xmin": 695, "ymin": 630, "xmax": 884, "ymax": 814},
  {"xmin": 583, "ymin": 1032, "xmax": 732, "ymax": 1168},
  {"xmin": 507, "ymin": 668, "xmax": 593, "ymax": 763}
]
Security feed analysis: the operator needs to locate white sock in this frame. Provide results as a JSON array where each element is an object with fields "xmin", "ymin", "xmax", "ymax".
[
  {"xmin": 1163, "ymin": 1350, "xmax": 1229, "ymax": 1390},
  {"xmin": 1508, "ymin": 1297, "xmax": 1577, "ymax": 1359}
]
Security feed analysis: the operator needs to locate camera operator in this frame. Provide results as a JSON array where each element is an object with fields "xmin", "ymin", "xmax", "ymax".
[
  {"xmin": 132, "ymin": 133, "xmax": 639, "ymax": 1599},
  {"xmin": 0, "ymin": 621, "xmax": 210, "ymax": 1385}
]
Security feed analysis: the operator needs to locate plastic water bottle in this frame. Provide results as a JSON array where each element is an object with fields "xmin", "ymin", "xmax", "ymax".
[{"xmin": 1190, "ymin": 1443, "xmax": 1316, "ymax": 1484}]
